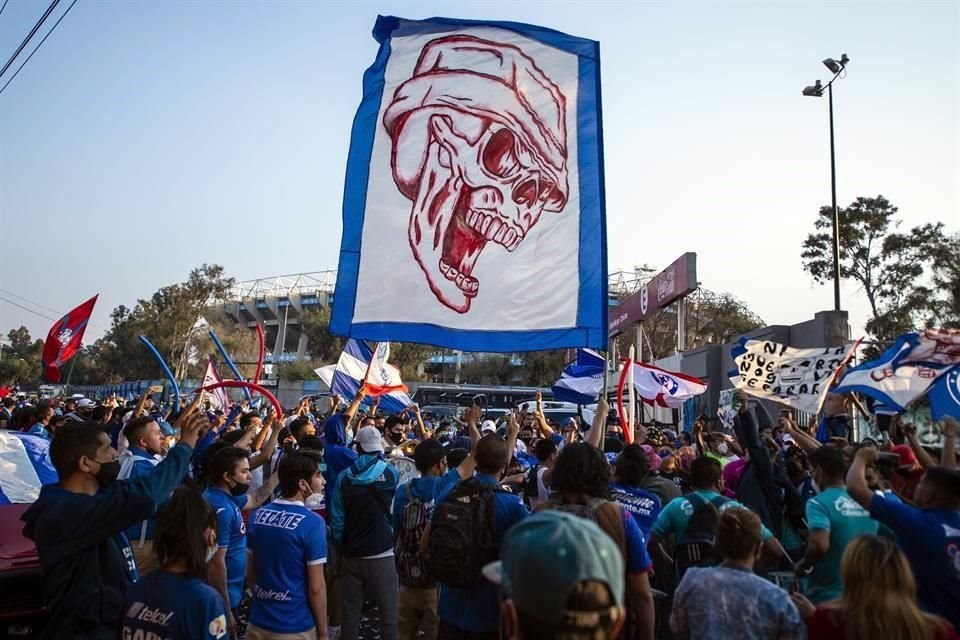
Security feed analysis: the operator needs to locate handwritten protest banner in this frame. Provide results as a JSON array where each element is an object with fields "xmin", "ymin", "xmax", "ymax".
[{"xmin": 729, "ymin": 338, "xmax": 858, "ymax": 414}]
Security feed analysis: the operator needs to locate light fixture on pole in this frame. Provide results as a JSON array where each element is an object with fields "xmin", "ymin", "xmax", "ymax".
[{"xmin": 803, "ymin": 53, "xmax": 849, "ymax": 313}]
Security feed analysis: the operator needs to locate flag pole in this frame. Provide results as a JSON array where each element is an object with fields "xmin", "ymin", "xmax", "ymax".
[
  {"xmin": 63, "ymin": 357, "xmax": 78, "ymax": 393},
  {"xmin": 601, "ymin": 348, "xmax": 610, "ymax": 451}
]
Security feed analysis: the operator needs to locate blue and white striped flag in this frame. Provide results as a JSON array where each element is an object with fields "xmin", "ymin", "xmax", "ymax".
[
  {"xmin": 0, "ymin": 432, "xmax": 58, "ymax": 505},
  {"xmin": 331, "ymin": 339, "xmax": 413, "ymax": 414},
  {"xmin": 552, "ymin": 349, "xmax": 605, "ymax": 405}
]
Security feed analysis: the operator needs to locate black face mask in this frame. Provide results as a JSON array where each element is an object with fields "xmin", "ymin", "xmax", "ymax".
[
  {"xmin": 389, "ymin": 432, "xmax": 404, "ymax": 444},
  {"xmin": 229, "ymin": 479, "xmax": 250, "ymax": 497},
  {"xmin": 93, "ymin": 459, "xmax": 120, "ymax": 487}
]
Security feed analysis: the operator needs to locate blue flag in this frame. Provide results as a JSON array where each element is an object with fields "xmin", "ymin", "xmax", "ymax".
[
  {"xmin": 929, "ymin": 365, "xmax": 960, "ymax": 421},
  {"xmin": 552, "ymin": 349, "xmax": 605, "ymax": 405}
]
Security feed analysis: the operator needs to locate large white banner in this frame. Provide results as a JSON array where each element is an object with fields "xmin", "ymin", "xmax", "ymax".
[{"xmin": 331, "ymin": 16, "xmax": 608, "ymax": 352}]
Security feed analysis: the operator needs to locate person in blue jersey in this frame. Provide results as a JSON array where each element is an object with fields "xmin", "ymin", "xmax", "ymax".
[
  {"xmin": 547, "ymin": 442, "xmax": 656, "ymax": 640},
  {"xmin": 610, "ymin": 445, "xmax": 663, "ymax": 539},
  {"xmin": 120, "ymin": 485, "xmax": 228, "ymax": 640},
  {"xmin": 247, "ymin": 450, "xmax": 329, "ymax": 640},
  {"xmin": 847, "ymin": 443, "xmax": 960, "ymax": 631},
  {"xmin": 203, "ymin": 445, "xmax": 279, "ymax": 639},
  {"xmin": 21, "ymin": 394, "xmax": 208, "ymax": 640},
  {"xmin": 26, "ymin": 404, "xmax": 54, "ymax": 439},
  {"xmin": 117, "ymin": 416, "xmax": 170, "ymax": 575},
  {"xmin": 426, "ymin": 420, "xmax": 530, "ymax": 640},
  {"xmin": 392, "ymin": 408, "xmax": 481, "ymax": 640},
  {"xmin": 329, "ymin": 425, "xmax": 401, "ymax": 640}
]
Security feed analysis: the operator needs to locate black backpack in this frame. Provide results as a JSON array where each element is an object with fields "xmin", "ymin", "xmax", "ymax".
[
  {"xmin": 673, "ymin": 493, "xmax": 729, "ymax": 587},
  {"xmin": 395, "ymin": 483, "xmax": 432, "ymax": 588},
  {"xmin": 427, "ymin": 477, "xmax": 500, "ymax": 588},
  {"xmin": 523, "ymin": 464, "xmax": 540, "ymax": 503}
]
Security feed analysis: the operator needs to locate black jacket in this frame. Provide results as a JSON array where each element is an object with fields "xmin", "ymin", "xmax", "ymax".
[
  {"xmin": 21, "ymin": 442, "xmax": 192, "ymax": 640},
  {"xmin": 732, "ymin": 412, "xmax": 803, "ymax": 540}
]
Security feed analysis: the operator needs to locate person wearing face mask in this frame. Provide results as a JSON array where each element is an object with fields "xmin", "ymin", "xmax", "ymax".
[
  {"xmin": 794, "ymin": 447, "xmax": 878, "ymax": 604},
  {"xmin": 246, "ymin": 451, "xmax": 329, "ymax": 640},
  {"xmin": 383, "ymin": 414, "xmax": 411, "ymax": 456},
  {"xmin": 203, "ymin": 445, "xmax": 281, "ymax": 639},
  {"xmin": 117, "ymin": 416, "xmax": 170, "ymax": 574},
  {"xmin": 120, "ymin": 485, "xmax": 229, "ymax": 640},
  {"xmin": 21, "ymin": 395, "xmax": 209, "ymax": 640}
]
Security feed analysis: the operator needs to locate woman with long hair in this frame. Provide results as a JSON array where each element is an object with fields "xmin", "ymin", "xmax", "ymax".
[
  {"xmin": 792, "ymin": 535, "xmax": 959, "ymax": 640},
  {"xmin": 119, "ymin": 485, "xmax": 229, "ymax": 639}
]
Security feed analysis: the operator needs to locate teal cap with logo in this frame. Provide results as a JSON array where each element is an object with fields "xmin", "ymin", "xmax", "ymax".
[{"xmin": 482, "ymin": 511, "xmax": 624, "ymax": 627}]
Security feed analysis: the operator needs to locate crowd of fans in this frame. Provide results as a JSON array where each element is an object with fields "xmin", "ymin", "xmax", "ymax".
[{"xmin": 3, "ymin": 385, "xmax": 959, "ymax": 640}]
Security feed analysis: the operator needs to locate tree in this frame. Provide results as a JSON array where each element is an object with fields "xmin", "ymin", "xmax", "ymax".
[
  {"xmin": 927, "ymin": 232, "xmax": 960, "ymax": 329},
  {"xmin": 389, "ymin": 343, "xmax": 435, "ymax": 382},
  {"xmin": 518, "ymin": 350, "xmax": 567, "ymax": 387},
  {"xmin": 92, "ymin": 265, "xmax": 237, "ymax": 382},
  {"xmin": 618, "ymin": 289, "xmax": 764, "ymax": 361},
  {"xmin": 0, "ymin": 327, "xmax": 43, "ymax": 383},
  {"xmin": 459, "ymin": 354, "xmax": 518, "ymax": 385},
  {"xmin": 299, "ymin": 307, "xmax": 345, "ymax": 363},
  {"xmin": 801, "ymin": 196, "xmax": 948, "ymax": 340}
]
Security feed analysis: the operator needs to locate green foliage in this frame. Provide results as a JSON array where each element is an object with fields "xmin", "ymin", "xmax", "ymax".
[
  {"xmin": 88, "ymin": 264, "xmax": 237, "ymax": 383},
  {"xmin": 800, "ymin": 196, "xmax": 952, "ymax": 340},
  {"xmin": 276, "ymin": 359, "xmax": 326, "ymax": 381},
  {"xmin": 0, "ymin": 327, "xmax": 42, "ymax": 384},
  {"xmin": 299, "ymin": 307, "xmax": 345, "ymax": 363},
  {"xmin": 459, "ymin": 354, "xmax": 518, "ymax": 385}
]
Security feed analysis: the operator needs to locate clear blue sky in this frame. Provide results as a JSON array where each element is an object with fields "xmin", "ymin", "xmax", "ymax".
[{"xmin": 1, "ymin": 0, "xmax": 957, "ymax": 346}]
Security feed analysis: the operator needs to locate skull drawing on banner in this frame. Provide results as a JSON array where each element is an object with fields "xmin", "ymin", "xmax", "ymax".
[{"xmin": 383, "ymin": 35, "xmax": 569, "ymax": 313}]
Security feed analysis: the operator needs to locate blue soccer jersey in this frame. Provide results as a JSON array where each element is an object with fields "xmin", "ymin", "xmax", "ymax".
[
  {"xmin": 247, "ymin": 498, "xmax": 328, "ymax": 634},
  {"xmin": 202, "ymin": 486, "xmax": 249, "ymax": 609},
  {"xmin": 121, "ymin": 569, "xmax": 228, "ymax": 640}
]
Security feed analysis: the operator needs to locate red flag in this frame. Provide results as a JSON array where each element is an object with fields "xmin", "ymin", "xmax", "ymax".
[{"xmin": 42, "ymin": 295, "xmax": 98, "ymax": 383}]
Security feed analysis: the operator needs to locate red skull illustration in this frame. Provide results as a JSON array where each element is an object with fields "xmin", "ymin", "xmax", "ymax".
[{"xmin": 383, "ymin": 35, "xmax": 569, "ymax": 313}]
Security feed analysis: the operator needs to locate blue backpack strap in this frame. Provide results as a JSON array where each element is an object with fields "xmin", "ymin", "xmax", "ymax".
[{"xmin": 686, "ymin": 492, "xmax": 707, "ymax": 510}]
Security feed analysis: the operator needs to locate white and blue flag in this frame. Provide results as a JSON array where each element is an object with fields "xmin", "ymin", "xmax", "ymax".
[
  {"xmin": 331, "ymin": 16, "xmax": 608, "ymax": 352},
  {"xmin": 0, "ymin": 432, "xmax": 57, "ymax": 505},
  {"xmin": 331, "ymin": 339, "xmax": 413, "ymax": 414},
  {"xmin": 834, "ymin": 330, "xmax": 960, "ymax": 412},
  {"xmin": 928, "ymin": 365, "xmax": 960, "ymax": 421},
  {"xmin": 552, "ymin": 349, "xmax": 606, "ymax": 405}
]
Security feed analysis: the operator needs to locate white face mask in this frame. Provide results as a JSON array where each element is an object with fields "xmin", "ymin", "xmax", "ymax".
[
  {"xmin": 717, "ymin": 443, "xmax": 729, "ymax": 455},
  {"xmin": 205, "ymin": 545, "xmax": 218, "ymax": 564},
  {"xmin": 305, "ymin": 493, "xmax": 325, "ymax": 510}
]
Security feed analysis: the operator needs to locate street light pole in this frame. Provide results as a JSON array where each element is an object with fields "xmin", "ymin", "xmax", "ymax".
[
  {"xmin": 828, "ymin": 82, "xmax": 840, "ymax": 312},
  {"xmin": 803, "ymin": 53, "xmax": 849, "ymax": 313}
]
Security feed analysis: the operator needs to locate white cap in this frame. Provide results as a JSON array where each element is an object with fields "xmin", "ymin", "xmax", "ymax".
[
  {"xmin": 782, "ymin": 434, "xmax": 796, "ymax": 445},
  {"xmin": 355, "ymin": 425, "xmax": 385, "ymax": 454},
  {"xmin": 481, "ymin": 420, "xmax": 497, "ymax": 434},
  {"xmin": 77, "ymin": 399, "xmax": 96, "ymax": 409}
]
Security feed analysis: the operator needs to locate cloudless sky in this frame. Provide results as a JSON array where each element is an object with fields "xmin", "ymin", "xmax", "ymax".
[{"xmin": 1, "ymin": 0, "xmax": 957, "ymax": 347}]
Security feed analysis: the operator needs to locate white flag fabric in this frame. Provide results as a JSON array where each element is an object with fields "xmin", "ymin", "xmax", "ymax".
[
  {"xmin": 330, "ymin": 15, "xmax": 608, "ymax": 352},
  {"xmin": 730, "ymin": 338, "xmax": 858, "ymax": 414},
  {"xmin": 331, "ymin": 339, "xmax": 413, "ymax": 414},
  {"xmin": 627, "ymin": 361, "xmax": 707, "ymax": 409},
  {"xmin": 201, "ymin": 357, "xmax": 230, "ymax": 412}
]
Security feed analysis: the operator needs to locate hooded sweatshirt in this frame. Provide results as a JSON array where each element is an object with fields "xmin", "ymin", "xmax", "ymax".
[
  {"xmin": 322, "ymin": 414, "xmax": 358, "ymax": 489},
  {"xmin": 20, "ymin": 442, "xmax": 192, "ymax": 640},
  {"xmin": 329, "ymin": 453, "xmax": 399, "ymax": 558}
]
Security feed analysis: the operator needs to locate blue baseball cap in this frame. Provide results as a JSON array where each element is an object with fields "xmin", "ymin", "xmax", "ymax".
[{"xmin": 482, "ymin": 511, "xmax": 624, "ymax": 627}]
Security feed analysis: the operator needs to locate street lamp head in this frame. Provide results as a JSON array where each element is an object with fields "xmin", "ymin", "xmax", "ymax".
[
  {"xmin": 802, "ymin": 80, "xmax": 823, "ymax": 97},
  {"xmin": 823, "ymin": 54, "xmax": 850, "ymax": 74}
]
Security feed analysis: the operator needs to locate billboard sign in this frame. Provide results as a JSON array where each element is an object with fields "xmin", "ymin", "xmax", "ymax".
[{"xmin": 608, "ymin": 252, "xmax": 698, "ymax": 336}]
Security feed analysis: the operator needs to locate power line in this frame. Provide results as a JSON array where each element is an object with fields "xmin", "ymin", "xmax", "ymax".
[
  {"xmin": 0, "ymin": 0, "xmax": 60, "ymax": 79},
  {"xmin": 0, "ymin": 0, "xmax": 77, "ymax": 96},
  {"xmin": 0, "ymin": 0, "xmax": 10, "ymax": 19},
  {"xmin": 0, "ymin": 295, "xmax": 58, "ymax": 322},
  {"xmin": 0, "ymin": 288, "xmax": 62, "ymax": 314}
]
